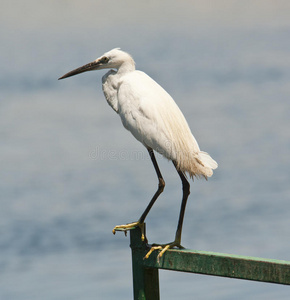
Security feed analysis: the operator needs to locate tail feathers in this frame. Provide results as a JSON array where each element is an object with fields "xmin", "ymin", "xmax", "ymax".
[
  {"xmin": 193, "ymin": 151, "xmax": 218, "ymax": 179},
  {"xmin": 174, "ymin": 150, "xmax": 217, "ymax": 180},
  {"xmin": 198, "ymin": 151, "xmax": 218, "ymax": 170}
]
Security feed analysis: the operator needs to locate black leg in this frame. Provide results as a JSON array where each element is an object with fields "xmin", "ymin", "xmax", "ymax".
[
  {"xmin": 138, "ymin": 147, "xmax": 165, "ymax": 223},
  {"xmin": 144, "ymin": 160, "xmax": 191, "ymax": 260},
  {"xmin": 112, "ymin": 147, "xmax": 165, "ymax": 240},
  {"xmin": 173, "ymin": 161, "xmax": 190, "ymax": 244}
]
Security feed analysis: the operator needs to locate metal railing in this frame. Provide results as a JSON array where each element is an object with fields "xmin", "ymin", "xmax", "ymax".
[{"xmin": 129, "ymin": 225, "xmax": 290, "ymax": 299}]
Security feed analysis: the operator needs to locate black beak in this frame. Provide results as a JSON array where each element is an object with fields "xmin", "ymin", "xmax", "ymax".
[{"xmin": 58, "ymin": 59, "xmax": 101, "ymax": 80}]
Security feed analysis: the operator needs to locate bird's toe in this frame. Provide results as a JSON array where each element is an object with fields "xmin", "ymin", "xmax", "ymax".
[
  {"xmin": 144, "ymin": 241, "xmax": 184, "ymax": 261},
  {"xmin": 112, "ymin": 221, "xmax": 146, "ymax": 241}
]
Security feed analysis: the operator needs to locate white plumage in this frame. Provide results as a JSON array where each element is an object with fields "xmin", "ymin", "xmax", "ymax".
[
  {"xmin": 100, "ymin": 49, "xmax": 217, "ymax": 178},
  {"xmin": 59, "ymin": 48, "xmax": 217, "ymax": 258}
]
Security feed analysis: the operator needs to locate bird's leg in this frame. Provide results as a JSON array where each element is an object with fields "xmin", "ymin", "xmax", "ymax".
[
  {"xmin": 112, "ymin": 148, "xmax": 165, "ymax": 242},
  {"xmin": 145, "ymin": 161, "xmax": 190, "ymax": 260},
  {"xmin": 138, "ymin": 148, "xmax": 165, "ymax": 223},
  {"xmin": 173, "ymin": 162, "xmax": 190, "ymax": 246}
]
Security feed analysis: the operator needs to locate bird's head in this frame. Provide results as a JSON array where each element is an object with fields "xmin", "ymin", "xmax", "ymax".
[{"xmin": 58, "ymin": 48, "xmax": 135, "ymax": 80}]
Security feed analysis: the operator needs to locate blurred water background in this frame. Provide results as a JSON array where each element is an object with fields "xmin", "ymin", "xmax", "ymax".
[{"xmin": 1, "ymin": 1, "xmax": 290, "ymax": 299}]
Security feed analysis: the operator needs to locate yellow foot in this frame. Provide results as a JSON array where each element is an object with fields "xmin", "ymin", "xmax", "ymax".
[
  {"xmin": 112, "ymin": 222, "xmax": 146, "ymax": 241},
  {"xmin": 144, "ymin": 241, "xmax": 184, "ymax": 262}
]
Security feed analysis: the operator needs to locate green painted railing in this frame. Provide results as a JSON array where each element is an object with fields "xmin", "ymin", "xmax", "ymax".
[{"xmin": 129, "ymin": 225, "xmax": 290, "ymax": 300}]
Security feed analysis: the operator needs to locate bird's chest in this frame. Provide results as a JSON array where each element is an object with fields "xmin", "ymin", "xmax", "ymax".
[
  {"xmin": 102, "ymin": 71, "xmax": 119, "ymax": 113},
  {"xmin": 117, "ymin": 86, "xmax": 143, "ymax": 128}
]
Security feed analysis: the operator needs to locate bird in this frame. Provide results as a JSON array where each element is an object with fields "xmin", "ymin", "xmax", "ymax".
[{"xmin": 59, "ymin": 48, "xmax": 218, "ymax": 259}]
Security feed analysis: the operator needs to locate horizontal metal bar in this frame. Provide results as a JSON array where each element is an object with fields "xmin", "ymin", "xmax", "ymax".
[
  {"xmin": 144, "ymin": 248, "xmax": 290, "ymax": 285},
  {"xmin": 130, "ymin": 226, "xmax": 290, "ymax": 285}
]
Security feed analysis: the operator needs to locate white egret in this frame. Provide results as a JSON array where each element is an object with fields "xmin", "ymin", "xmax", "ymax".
[{"xmin": 59, "ymin": 48, "xmax": 217, "ymax": 258}]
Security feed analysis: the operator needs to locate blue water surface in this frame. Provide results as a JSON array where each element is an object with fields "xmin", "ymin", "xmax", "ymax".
[{"xmin": 1, "ymin": 1, "xmax": 290, "ymax": 299}]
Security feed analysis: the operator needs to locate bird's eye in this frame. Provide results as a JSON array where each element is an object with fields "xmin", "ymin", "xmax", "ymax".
[{"xmin": 102, "ymin": 56, "xmax": 109, "ymax": 63}]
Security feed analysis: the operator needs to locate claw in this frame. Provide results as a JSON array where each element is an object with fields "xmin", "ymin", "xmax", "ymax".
[
  {"xmin": 158, "ymin": 244, "xmax": 171, "ymax": 259},
  {"xmin": 144, "ymin": 241, "xmax": 184, "ymax": 261},
  {"xmin": 144, "ymin": 246, "xmax": 162, "ymax": 259},
  {"xmin": 112, "ymin": 221, "xmax": 146, "ymax": 241}
]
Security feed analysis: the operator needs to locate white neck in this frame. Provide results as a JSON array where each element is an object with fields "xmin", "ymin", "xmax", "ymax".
[{"xmin": 116, "ymin": 60, "xmax": 135, "ymax": 74}]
